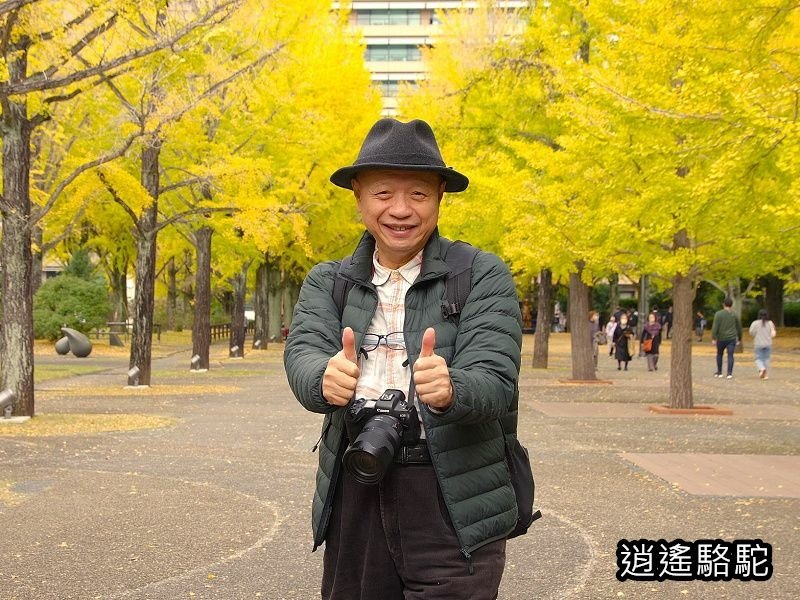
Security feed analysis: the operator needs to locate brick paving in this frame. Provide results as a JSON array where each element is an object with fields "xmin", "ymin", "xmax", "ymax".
[{"xmin": 620, "ymin": 453, "xmax": 800, "ymax": 498}]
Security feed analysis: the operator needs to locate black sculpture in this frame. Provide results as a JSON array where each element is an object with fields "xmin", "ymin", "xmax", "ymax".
[{"xmin": 60, "ymin": 327, "xmax": 93, "ymax": 358}]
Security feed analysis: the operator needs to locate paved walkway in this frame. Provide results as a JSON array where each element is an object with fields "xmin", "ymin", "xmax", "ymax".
[{"xmin": 0, "ymin": 334, "xmax": 798, "ymax": 599}]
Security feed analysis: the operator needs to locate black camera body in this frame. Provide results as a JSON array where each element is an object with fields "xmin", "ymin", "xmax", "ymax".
[{"xmin": 343, "ymin": 389, "xmax": 420, "ymax": 485}]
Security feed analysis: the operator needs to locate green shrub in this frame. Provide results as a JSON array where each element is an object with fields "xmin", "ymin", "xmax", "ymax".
[
  {"xmin": 34, "ymin": 275, "xmax": 112, "ymax": 341},
  {"xmin": 785, "ymin": 302, "xmax": 800, "ymax": 327}
]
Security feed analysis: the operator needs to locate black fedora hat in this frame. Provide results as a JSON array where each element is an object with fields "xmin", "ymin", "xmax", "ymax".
[{"xmin": 330, "ymin": 118, "xmax": 469, "ymax": 193}]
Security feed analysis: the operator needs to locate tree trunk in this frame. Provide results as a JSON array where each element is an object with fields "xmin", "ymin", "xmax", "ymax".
[
  {"xmin": 568, "ymin": 267, "xmax": 596, "ymax": 380},
  {"xmin": 166, "ymin": 256, "xmax": 177, "ymax": 331},
  {"xmin": 191, "ymin": 227, "xmax": 213, "ymax": 370},
  {"xmin": 31, "ymin": 225, "xmax": 43, "ymax": 296},
  {"xmin": 229, "ymin": 261, "xmax": 249, "ymax": 358},
  {"xmin": 128, "ymin": 140, "xmax": 161, "ymax": 386},
  {"xmin": 726, "ymin": 278, "xmax": 742, "ymax": 318},
  {"xmin": 760, "ymin": 275, "xmax": 784, "ymax": 327},
  {"xmin": 180, "ymin": 247, "xmax": 194, "ymax": 329},
  {"xmin": 281, "ymin": 276, "xmax": 298, "ymax": 331},
  {"xmin": 267, "ymin": 263, "xmax": 282, "ymax": 342},
  {"xmin": 253, "ymin": 257, "xmax": 269, "ymax": 349},
  {"xmin": 609, "ymin": 273, "xmax": 619, "ymax": 315},
  {"xmin": 638, "ymin": 275, "xmax": 649, "ymax": 337},
  {"xmin": 129, "ymin": 228, "xmax": 157, "ymax": 386},
  {"xmin": 107, "ymin": 262, "xmax": 129, "ymax": 322},
  {"xmin": 669, "ymin": 271, "xmax": 695, "ymax": 409},
  {"xmin": 532, "ymin": 268, "xmax": 553, "ymax": 369},
  {"xmin": 0, "ymin": 41, "xmax": 35, "ymax": 416}
]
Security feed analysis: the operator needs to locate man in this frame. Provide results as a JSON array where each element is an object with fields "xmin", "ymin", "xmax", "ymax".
[
  {"xmin": 284, "ymin": 118, "xmax": 523, "ymax": 600},
  {"xmin": 711, "ymin": 297, "xmax": 743, "ymax": 379}
]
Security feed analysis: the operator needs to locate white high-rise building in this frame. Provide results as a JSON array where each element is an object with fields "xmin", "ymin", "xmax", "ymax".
[{"xmin": 333, "ymin": 1, "xmax": 528, "ymax": 116}]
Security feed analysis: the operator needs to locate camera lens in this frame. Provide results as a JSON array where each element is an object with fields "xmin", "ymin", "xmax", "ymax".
[{"xmin": 342, "ymin": 415, "xmax": 402, "ymax": 485}]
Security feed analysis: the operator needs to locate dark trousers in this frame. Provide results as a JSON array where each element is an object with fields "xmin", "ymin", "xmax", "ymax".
[
  {"xmin": 322, "ymin": 465, "xmax": 506, "ymax": 600},
  {"xmin": 716, "ymin": 339, "xmax": 737, "ymax": 375}
]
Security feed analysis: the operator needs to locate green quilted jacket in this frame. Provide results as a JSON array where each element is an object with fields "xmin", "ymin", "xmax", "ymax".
[{"xmin": 284, "ymin": 229, "xmax": 523, "ymax": 562}]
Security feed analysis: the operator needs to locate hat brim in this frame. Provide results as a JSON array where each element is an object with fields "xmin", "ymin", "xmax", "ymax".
[{"xmin": 330, "ymin": 163, "xmax": 469, "ymax": 193}]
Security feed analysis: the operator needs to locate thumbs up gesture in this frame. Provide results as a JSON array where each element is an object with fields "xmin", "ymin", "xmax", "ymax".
[
  {"xmin": 322, "ymin": 327, "xmax": 360, "ymax": 406},
  {"xmin": 413, "ymin": 327, "xmax": 454, "ymax": 410}
]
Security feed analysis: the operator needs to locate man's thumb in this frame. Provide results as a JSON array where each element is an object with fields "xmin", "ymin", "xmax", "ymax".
[
  {"xmin": 420, "ymin": 327, "xmax": 436, "ymax": 358},
  {"xmin": 342, "ymin": 327, "xmax": 357, "ymax": 362}
]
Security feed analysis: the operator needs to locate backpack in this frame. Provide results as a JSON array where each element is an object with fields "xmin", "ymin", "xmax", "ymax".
[{"xmin": 332, "ymin": 240, "xmax": 541, "ymax": 538}]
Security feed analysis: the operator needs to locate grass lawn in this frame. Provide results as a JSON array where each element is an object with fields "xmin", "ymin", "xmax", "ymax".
[
  {"xmin": 34, "ymin": 363, "xmax": 112, "ymax": 383},
  {"xmin": 0, "ymin": 413, "xmax": 176, "ymax": 437}
]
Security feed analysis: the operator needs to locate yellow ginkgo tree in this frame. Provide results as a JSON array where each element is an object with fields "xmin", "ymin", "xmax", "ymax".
[
  {"xmin": 401, "ymin": 0, "xmax": 800, "ymax": 406},
  {"xmin": 1, "ymin": 0, "xmax": 246, "ymax": 415}
]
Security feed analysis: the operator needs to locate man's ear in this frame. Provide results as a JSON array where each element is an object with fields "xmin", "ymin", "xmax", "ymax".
[
  {"xmin": 352, "ymin": 179, "xmax": 361, "ymax": 207},
  {"xmin": 438, "ymin": 179, "xmax": 446, "ymax": 202}
]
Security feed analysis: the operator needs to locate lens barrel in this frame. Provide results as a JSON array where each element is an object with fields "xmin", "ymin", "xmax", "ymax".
[{"xmin": 342, "ymin": 414, "xmax": 402, "ymax": 485}]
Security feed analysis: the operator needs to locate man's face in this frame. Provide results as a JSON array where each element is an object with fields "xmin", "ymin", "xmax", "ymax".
[{"xmin": 352, "ymin": 169, "xmax": 445, "ymax": 269}]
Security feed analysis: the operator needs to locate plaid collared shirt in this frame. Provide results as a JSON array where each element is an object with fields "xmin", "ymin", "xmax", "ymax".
[{"xmin": 355, "ymin": 250, "xmax": 423, "ymax": 404}]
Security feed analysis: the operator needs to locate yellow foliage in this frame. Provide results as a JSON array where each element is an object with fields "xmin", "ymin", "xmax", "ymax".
[{"xmin": 400, "ymin": 0, "xmax": 800, "ymax": 286}]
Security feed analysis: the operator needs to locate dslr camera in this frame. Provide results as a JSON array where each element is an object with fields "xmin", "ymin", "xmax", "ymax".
[{"xmin": 343, "ymin": 389, "xmax": 421, "ymax": 485}]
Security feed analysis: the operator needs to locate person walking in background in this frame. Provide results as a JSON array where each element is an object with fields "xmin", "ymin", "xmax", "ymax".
[
  {"xmin": 694, "ymin": 310, "xmax": 706, "ymax": 342},
  {"xmin": 711, "ymin": 298, "xmax": 743, "ymax": 379},
  {"xmin": 664, "ymin": 306, "xmax": 674, "ymax": 339},
  {"xmin": 613, "ymin": 313, "xmax": 634, "ymax": 371},
  {"xmin": 748, "ymin": 309, "xmax": 777, "ymax": 379},
  {"xmin": 641, "ymin": 312, "xmax": 662, "ymax": 371},
  {"xmin": 590, "ymin": 311, "xmax": 602, "ymax": 370},
  {"xmin": 605, "ymin": 315, "xmax": 618, "ymax": 357}
]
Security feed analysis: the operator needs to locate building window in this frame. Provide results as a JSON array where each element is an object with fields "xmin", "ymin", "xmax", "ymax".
[
  {"xmin": 356, "ymin": 10, "xmax": 422, "ymax": 26},
  {"xmin": 365, "ymin": 45, "xmax": 422, "ymax": 62},
  {"xmin": 375, "ymin": 80, "xmax": 418, "ymax": 97}
]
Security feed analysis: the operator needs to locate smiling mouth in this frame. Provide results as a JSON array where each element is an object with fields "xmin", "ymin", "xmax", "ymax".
[{"xmin": 385, "ymin": 224, "xmax": 415, "ymax": 232}]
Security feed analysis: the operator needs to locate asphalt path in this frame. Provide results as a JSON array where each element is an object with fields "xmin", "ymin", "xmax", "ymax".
[{"xmin": 1, "ymin": 335, "xmax": 798, "ymax": 599}]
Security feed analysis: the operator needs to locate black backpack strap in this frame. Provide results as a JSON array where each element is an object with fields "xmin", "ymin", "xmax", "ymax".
[
  {"xmin": 332, "ymin": 255, "xmax": 354, "ymax": 321},
  {"xmin": 441, "ymin": 241, "xmax": 479, "ymax": 326}
]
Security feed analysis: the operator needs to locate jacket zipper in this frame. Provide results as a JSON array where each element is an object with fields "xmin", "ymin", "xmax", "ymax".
[{"xmin": 408, "ymin": 272, "xmax": 483, "ymax": 573}]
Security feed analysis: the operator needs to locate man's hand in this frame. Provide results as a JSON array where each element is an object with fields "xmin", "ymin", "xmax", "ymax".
[
  {"xmin": 322, "ymin": 327, "xmax": 360, "ymax": 406},
  {"xmin": 413, "ymin": 328, "xmax": 454, "ymax": 410}
]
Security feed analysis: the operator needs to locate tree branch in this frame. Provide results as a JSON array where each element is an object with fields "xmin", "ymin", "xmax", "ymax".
[
  {"xmin": 40, "ymin": 201, "xmax": 88, "ymax": 254},
  {"xmin": 514, "ymin": 129, "xmax": 564, "ymax": 151},
  {"xmin": 29, "ymin": 131, "xmax": 142, "ymax": 227},
  {"xmin": 96, "ymin": 170, "xmax": 144, "ymax": 236},
  {"xmin": 74, "ymin": 53, "xmax": 138, "ymax": 120},
  {"xmin": 160, "ymin": 174, "xmax": 210, "ymax": 195},
  {"xmin": 154, "ymin": 41, "xmax": 286, "ymax": 136},
  {"xmin": 587, "ymin": 75, "xmax": 727, "ymax": 122},
  {"xmin": 32, "ymin": 12, "xmax": 121, "ymax": 88},
  {"xmin": 43, "ymin": 88, "xmax": 82, "ymax": 103},
  {"xmin": 156, "ymin": 206, "xmax": 238, "ymax": 233},
  {"xmin": 38, "ymin": 5, "xmax": 95, "ymax": 42},
  {"xmin": 0, "ymin": 3, "xmax": 20, "ymax": 57},
  {"xmin": 0, "ymin": 0, "xmax": 39, "ymax": 17},
  {"xmin": 0, "ymin": 0, "xmax": 240, "ymax": 96}
]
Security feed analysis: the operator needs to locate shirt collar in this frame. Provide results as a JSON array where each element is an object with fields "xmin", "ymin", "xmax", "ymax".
[{"xmin": 371, "ymin": 250, "xmax": 423, "ymax": 286}]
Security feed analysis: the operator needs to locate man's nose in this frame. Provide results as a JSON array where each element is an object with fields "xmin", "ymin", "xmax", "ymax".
[{"xmin": 388, "ymin": 194, "xmax": 413, "ymax": 216}]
